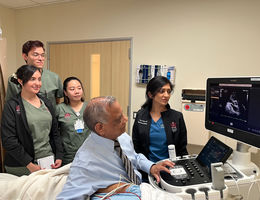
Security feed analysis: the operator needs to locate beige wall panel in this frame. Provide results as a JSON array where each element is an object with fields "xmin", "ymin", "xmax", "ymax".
[
  {"xmin": 181, "ymin": 101, "xmax": 209, "ymax": 146},
  {"xmin": 0, "ymin": 5, "xmax": 16, "ymax": 89},
  {"xmin": 0, "ymin": 39, "xmax": 7, "ymax": 88}
]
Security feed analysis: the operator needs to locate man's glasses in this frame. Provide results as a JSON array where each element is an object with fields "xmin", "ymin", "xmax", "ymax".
[{"xmin": 32, "ymin": 53, "xmax": 46, "ymax": 58}]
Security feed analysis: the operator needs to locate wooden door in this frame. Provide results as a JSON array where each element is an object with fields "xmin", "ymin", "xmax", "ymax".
[{"xmin": 48, "ymin": 40, "xmax": 130, "ymax": 130}]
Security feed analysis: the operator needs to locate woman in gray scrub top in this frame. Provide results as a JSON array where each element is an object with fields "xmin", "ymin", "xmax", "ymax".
[
  {"xmin": 56, "ymin": 77, "xmax": 90, "ymax": 165},
  {"xmin": 1, "ymin": 65, "xmax": 64, "ymax": 176}
]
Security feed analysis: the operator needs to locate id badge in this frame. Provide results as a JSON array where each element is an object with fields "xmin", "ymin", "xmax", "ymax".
[{"xmin": 74, "ymin": 119, "xmax": 84, "ymax": 133}]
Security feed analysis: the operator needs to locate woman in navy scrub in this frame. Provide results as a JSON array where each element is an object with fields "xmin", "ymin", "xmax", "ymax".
[{"xmin": 132, "ymin": 76, "xmax": 188, "ymax": 181}]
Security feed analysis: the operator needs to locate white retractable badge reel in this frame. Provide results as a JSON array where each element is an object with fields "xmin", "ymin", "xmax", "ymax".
[{"xmin": 74, "ymin": 119, "xmax": 84, "ymax": 133}]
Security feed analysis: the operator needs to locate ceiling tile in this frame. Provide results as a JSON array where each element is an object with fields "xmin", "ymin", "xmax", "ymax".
[
  {"xmin": 0, "ymin": 0, "xmax": 78, "ymax": 9},
  {"xmin": 0, "ymin": 0, "xmax": 37, "ymax": 9},
  {"xmin": 34, "ymin": 0, "xmax": 66, "ymax": 3}
]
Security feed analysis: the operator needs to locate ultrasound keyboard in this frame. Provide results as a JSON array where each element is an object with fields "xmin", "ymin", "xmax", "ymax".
[
  {"xmin": 160, "ymin": 137, "xmax": 234, "ymax": 187},
  {"xmin": 160, "ymin": 158, "xmax": 212, "ymax": 186}
]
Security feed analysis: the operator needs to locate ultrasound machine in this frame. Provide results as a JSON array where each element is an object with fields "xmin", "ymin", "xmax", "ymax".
[{"xmin": 149, "ymin": 77, "xmax": 260, "ymax": 200}]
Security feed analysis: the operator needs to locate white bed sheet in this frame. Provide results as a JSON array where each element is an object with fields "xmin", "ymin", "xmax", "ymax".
[{"xmin": 0, "ymin": 164, "xmax": 182, "ymax": 200}]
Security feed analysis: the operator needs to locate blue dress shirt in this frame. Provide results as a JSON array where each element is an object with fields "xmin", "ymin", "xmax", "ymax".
[{"xmin": 56, "ymin": 132, "xmax": 154, "ymax": 200}]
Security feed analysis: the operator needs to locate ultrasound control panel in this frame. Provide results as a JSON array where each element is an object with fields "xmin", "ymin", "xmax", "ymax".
[
  {"xmin": 160, "ymin": 158, "xmax": 212, "ymax": 186},
  {"xmin": 160, "ymin": 136, "xmax": 233, "ymax": 187}
]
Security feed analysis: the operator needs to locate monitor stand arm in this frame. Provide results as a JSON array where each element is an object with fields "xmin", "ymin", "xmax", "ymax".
[{"xmin": 231, "ymin": 142, "xmax": 259, "ymax": 176}]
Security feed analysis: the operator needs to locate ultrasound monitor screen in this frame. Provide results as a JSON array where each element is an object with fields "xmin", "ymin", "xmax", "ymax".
[{"xmin": 205, "ymin": 77, "xmax": 260, "ymax": 148}]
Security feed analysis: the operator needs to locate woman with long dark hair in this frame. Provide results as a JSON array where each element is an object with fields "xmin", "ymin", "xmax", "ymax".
[
  {"xmin": 1, "ymin": 65, "xmax": 63, "ymax": 176},
  {"xmin": 132, "ymin": 76, "xmax": 188, "ymax": 181},
  {"xmin": 56, "ymin": 77, "xmax": 90, "ymax": 165}
]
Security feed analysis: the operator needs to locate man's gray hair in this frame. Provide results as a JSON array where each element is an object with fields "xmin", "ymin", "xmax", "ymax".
[{"xmin": 83, "ymin": 96, "xmax": 116, "ymax": 132}]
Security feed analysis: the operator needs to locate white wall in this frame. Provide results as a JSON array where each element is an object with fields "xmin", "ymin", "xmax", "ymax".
[
  {"xmin": 0, "ymin": 4, "xmax": 16, "ymax": 88},
  {"xmin": 5, "ymin": 0, "xmax": 260, "ymax": 133}
]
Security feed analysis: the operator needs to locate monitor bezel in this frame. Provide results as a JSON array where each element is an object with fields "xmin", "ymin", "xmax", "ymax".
[{"xmin": 205, "ymin": 77, "xmax": 260, "ymax": 148}]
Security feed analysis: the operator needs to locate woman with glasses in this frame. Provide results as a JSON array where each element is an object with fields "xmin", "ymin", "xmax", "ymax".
[
  {"xmin": 5, "ymin": 40, "xmax": 63, "ymax": 108},
  {"xmin": 56, "ymin": 77, "xmax": 90, "ymax": 165},
  {"xmin": 1, "ymin": 65, "xmax": 63, "ymax": 176},
  {"xmin": 132, "ymin": 76, "xmax": 188, "ymax": 181}
]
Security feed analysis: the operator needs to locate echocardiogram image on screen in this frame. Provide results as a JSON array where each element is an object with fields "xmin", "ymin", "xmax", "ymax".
[
  {"xmin": 208, "ymin": 82, "xmax": 260, "ymax": 136},
  {"xmin": 220, "ymin": 87, "xmax": 248, "ymax": 122},
  {"xmin": 209, "ymin": 85, "xmax": 249, "ymax": 128}
]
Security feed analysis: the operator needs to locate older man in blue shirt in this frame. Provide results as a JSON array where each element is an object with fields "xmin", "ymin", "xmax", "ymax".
[{"xmin": 57, "ymin": 96, "xmax": 174, "ymax": 200}]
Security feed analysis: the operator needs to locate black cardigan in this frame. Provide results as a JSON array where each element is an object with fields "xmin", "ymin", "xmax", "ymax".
[
  {"xmin": 1, "ymin": 93, "xmax": 64, "ymax": 167},
  {"xmin": 132, "ymin": 105, "xmax": 188, "ymax": 160}
]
